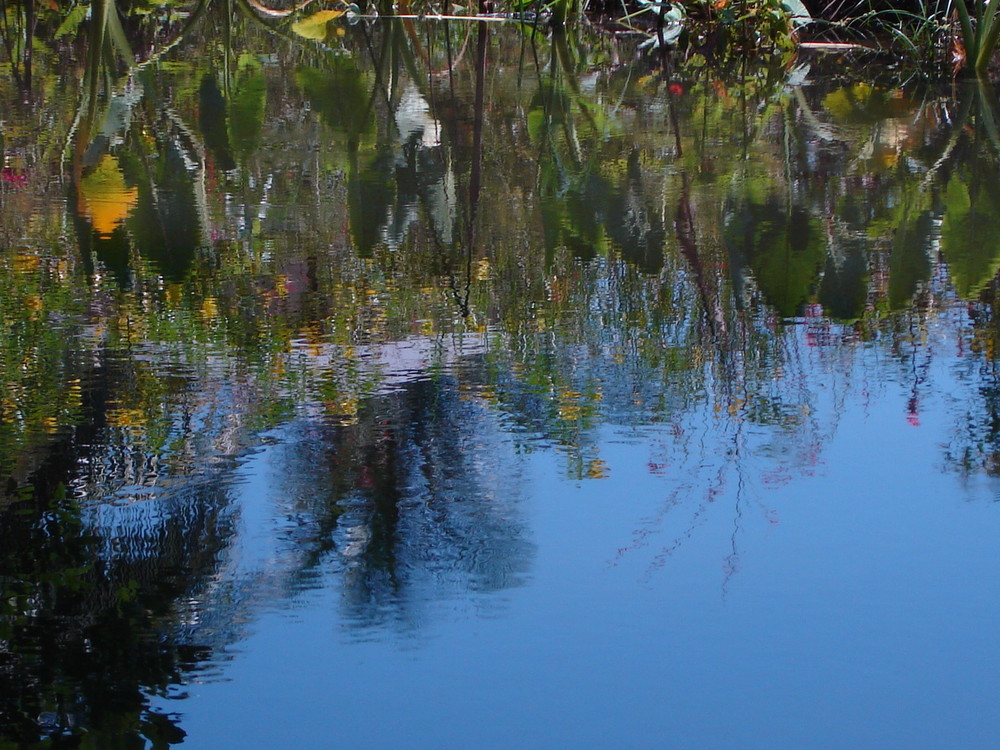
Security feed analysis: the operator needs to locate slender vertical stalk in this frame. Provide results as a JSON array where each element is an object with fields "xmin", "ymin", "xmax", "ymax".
[
  {"xmin": 23, "ymin": 0, "xmax": 34, "ymax": 98},
  {"xmin": 80, "ymin": 0, "xmax": 112, "ymax": 164},
  {"xmin": 0, "ymin": 0, "xmax": 25, "ymax": 94},
  {"xmin": 468, "ymin": 20, "xmax": 487, "ymax": 248},
  {"xmin": 975, "ymin": 8, "xmax": 1000, "ymax": 72}
]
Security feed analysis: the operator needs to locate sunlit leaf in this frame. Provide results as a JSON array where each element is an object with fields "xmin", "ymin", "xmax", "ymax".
[
  {"xmin": 822, "ymin": 83, "xmax": 891, "ymax": 124},
  {"xmin": 79, "ymin": 155, "xmax": 138, "ymax": 238},
  {"xmin": 54, "ymin": 4, "xmax": 88, "ymax": 39},
  {"xmin": 291, "ymin": 10, "xmax": 345, "ymax": 41}
]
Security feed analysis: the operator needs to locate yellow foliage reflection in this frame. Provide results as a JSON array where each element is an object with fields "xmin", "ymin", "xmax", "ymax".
[{"xmin": 79, "ymin": 155, "xmax": 138, "ymax": 238}]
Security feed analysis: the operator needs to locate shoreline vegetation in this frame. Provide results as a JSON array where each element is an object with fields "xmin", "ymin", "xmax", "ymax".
[{"xmin": 0, "ymin": 0, "xmax": 998, "ymax": 83}]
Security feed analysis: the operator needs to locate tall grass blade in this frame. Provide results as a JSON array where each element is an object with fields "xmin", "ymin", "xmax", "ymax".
[
  {"xmin": 975, "ymin": 8, "xmax": 1000, "ymax": 72},
  {"xmin": 954, "ymin": 0, "xmax": 976, "ymax": 56},
  {"xmin": 974, "ymin": 0, "xmax": 986, "ymax": 53},
  {"xmin": 976, "ymin": 80, "xmax": 1000, "ymax": 151}
]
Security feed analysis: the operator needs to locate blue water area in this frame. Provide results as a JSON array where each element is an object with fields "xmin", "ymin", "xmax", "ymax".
[{"xmin": 155, "ymin": 338, "xmax": 1000, "ymax": 748}]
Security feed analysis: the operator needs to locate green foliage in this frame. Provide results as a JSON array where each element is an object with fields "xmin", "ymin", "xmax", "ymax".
[
  {"xmin": 296, "ymin": 60, "xmax": 374, "ymax": 145},
  {"xmin": 726, "ymin": 199, "xmax": 826, "ymax": 317},
  {"xmin": 818, "ymin": 241, "xmax": 868, "ymax": 321},
  {"xmin": 348, "ymin": 148, "xmax": 396, "ymax": 258},
  {"xmin": 54, "ymin": 4, "xmax": 89, "ymax": 38},
  {"xmin": 9, "ymin": 16, "xmax": 1000, "ymax": 746},
  {"xmin": 199, "ymin": 74, "xmax": 236, "ymax": 170},
  {"xmin": 548, "ymin": 0, "xmax": 579, "ymax": 27},
  {"xmin": 940, "ymin": 174, "xmax": 1000, "ymax": 297},
  {"xmin": 889, "ymin": 210, "xmax": 933, "ymax": 310},
  {"xmin": 227, "ymin": 59, "xmax": 267, "ymax": 158}
]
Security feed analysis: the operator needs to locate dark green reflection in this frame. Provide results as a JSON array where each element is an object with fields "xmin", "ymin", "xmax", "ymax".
[{"xmin": 726, "ymin": 198, "xmax": 825, "ymax": 318}]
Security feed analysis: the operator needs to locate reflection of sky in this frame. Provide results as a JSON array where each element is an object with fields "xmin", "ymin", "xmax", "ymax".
[{"xmin": 155, "ymin": 321, "xmax": 1000, "ymax": 749}]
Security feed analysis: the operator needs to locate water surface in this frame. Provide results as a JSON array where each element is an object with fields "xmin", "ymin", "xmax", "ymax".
[{"xmin": 3, "ymin": 10, "xmax": 1000, "ymax": 748}]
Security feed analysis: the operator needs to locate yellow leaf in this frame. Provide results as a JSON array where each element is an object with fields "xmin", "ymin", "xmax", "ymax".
[
  {"xmin": 11, "ymin": 251, "xmax": 40, "ymax": 273},
  {"xmin": 586, "ymin": 458, "xmax": 608, "ymax": 479},
  {"xmin": 475, "ymin": 258, "xmax": 491, "ymax": 280},
  {"xmin": 291, "ymin": 10, "xmax": 345, "ymax": 41},
  {"xmin": 201, "ymin": 296, "xmax": 219, "ymax": 319},
  {"xmin": 79, "ymin": 155, "xmax": 138, "ymax": 238},
  {"xmin": 166, "ymin": 283, "xmax": 182, "ymax": 306}
]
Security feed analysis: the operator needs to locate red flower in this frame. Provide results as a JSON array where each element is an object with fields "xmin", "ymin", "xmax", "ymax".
[
  {"xmin": 668, "ymin": 83, "xmax": 684, "ymax": 96},
  {"xmin": 1, "ymin": 167, "xmax": 27, "ymax": 186}
]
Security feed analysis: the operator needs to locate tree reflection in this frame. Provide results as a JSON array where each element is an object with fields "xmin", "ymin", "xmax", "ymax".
[
  {"xmin": 266, "ymin": 369, "xmax": 534, "ymax": 628},
  {"xmin": 530, "ymin": 32, "xmax": 665, "ymax": 273}
]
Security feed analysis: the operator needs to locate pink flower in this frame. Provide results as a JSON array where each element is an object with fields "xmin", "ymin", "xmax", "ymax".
[{"xmin": 1, "ymin": 168, "xmax": 27, "ymax": 186}]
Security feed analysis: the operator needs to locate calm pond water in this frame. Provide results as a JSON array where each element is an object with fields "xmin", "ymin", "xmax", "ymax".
[{"xmin": 4, "ymin": 8, "xmax": 1000, "ymax": 748}]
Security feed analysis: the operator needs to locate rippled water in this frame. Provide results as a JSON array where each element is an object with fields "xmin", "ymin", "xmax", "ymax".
[{"xmin": 3, "ymin": 9, "xmax": 1000, "ymax": 748}]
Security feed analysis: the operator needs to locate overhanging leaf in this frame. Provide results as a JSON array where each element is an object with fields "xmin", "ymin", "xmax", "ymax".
[
  {"xmin": 292, "ymin": 10, "xmax": 345, "ymax": 41},
  {"xmin": 55, "ymin": 4, "xmax": 88, "ymax": 39}
]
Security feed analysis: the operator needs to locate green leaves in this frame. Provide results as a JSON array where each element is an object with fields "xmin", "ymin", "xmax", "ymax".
[
  {"xmin": 888, "ymin": 210, "xmax": 933, "ymax": 310},
  {"xmin": 727, "ymin": 200, "xmax": 825, "ymax": 318},
  {"xmin": 228, "ymin": 63, "xmax": 267, "ymax": 158},
  {"xmin": 296, "ymin": 60, "xmax": 373, "ymax": 142},
  {"xmin": 54, "ymin": 4, "xmax": 89, "ymax": 39},
  {"xmin": 940, "ymin": 175, "xmax": 1000, "ymax": 298}
]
